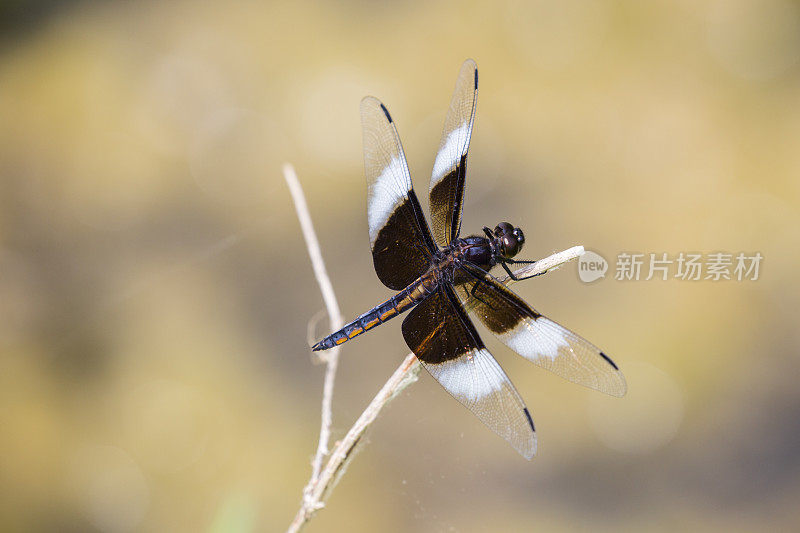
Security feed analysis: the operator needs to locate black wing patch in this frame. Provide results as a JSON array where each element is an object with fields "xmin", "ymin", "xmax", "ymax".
[
  {"xmin": 429, "ymin": 59, "xmax": 478, "ymax": 247},
  {"xmin": 402, "ymin": 285, "xmax": 537, "ymax": 460},
  {"xmin": 361, "ymin": 96, "xmax": 437, "ymax": 290},
  {"xmin": 455, "ymin": 264, "xmax": 627, "ymax": 397}
]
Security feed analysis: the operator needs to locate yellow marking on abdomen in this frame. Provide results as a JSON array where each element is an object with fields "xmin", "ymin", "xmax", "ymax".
[
  {"xmin": 347, "ymin": 326, "xmax": 364, "ymax": 338},
  {"xmin": 363, "ymin": 316, "xmax": 381, "ymax": 329}
]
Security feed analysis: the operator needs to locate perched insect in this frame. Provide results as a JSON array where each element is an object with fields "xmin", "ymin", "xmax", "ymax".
[{"xmin": 313, "ymin": 60, "xmax": 626, "ymax": 459}]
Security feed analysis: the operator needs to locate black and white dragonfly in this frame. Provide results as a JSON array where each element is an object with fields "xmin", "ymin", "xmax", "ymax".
[{"xmin": 313, "ymin": 60, "xmax": 626, "ymax": 459}]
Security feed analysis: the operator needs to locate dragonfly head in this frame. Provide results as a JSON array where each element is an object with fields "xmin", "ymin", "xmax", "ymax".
[{"xmin": 494, "ymin": 222, "xmax": 525, "ymax": 259}]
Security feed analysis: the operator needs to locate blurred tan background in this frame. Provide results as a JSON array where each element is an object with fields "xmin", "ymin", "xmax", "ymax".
[{"xmin": 2, "ymin": 0, "xmax": 800, "ymax": 531}]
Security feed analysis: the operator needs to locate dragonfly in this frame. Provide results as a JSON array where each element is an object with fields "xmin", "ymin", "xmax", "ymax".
[{"xmin": 313, "ymin": 59, "xmax": 626, "ymax": 459}]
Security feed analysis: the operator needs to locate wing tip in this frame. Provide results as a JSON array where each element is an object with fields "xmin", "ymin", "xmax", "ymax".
[
  {"xmin": 518, "ymin": 441, "xmax": 537, "ymax": 460},
  {"xmin": 379, "ymin": 102, "xmax": 393, "ymax": 123},
  {"xmin": 460, "ymin": 58, "xmax": 478, "ymax": 90},
  {"xmin": 613, "ymin": 373, "xmax": 628, "ymax": 398},
  {"xmin": 360, "ymin": 96, "xmax": 390, "ymax": 118},
  {"xmin": 598, "ymin": 351, "xmax": 629, "ymax": 397},
  {"xmin": 520, "ymin": 407, "xmax": 537, "ymax": 460},
  {"xmin": 523, "ymin": 407, "xmax": 535, "ymax": 432},
  {"xmin": 360, "ymin": 96, "xmax": 396, "ymax": 128},
  {"xmin": 599, "ymin": 351, "xmax": 619, "ymax": 370}
]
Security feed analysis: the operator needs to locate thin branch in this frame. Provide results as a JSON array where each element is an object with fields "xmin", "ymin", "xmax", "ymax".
[
  {"xmin": 283, "ymin": 163, "xmax": 344, "ymax": 511},
  {"xmin": 502, "ymin": 245, "xmax": 585, "ymax": 283},
  {"xmin": 287, "ymin": 354, "xmax": 422, "ymax": 533}
]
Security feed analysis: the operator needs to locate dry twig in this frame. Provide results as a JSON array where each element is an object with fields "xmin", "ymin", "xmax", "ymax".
[
  {"xmin": 501, "ymin": 245, "xmax": 585, "ymax": 283},
  {"xmin": 283, "ymin": 163, "xmax": 343, "ymax": 514},
  {"xmin": 287, "ymin": 354, "xmax": 421, "ymax": 533}
]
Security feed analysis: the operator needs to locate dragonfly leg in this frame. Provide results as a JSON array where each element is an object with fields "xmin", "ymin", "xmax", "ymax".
[
  {"xmin": 499, "ymin": 258, "xmax": 544, "ymax": 281},
  {"xmin": 459, "ymin": 265, "xmax": 496, "ymax": 310}
]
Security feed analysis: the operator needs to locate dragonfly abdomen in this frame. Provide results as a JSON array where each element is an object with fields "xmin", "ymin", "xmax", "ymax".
[{"xmin": 312, "ymin": 271, "xmax": 438, "ymax": 351}]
